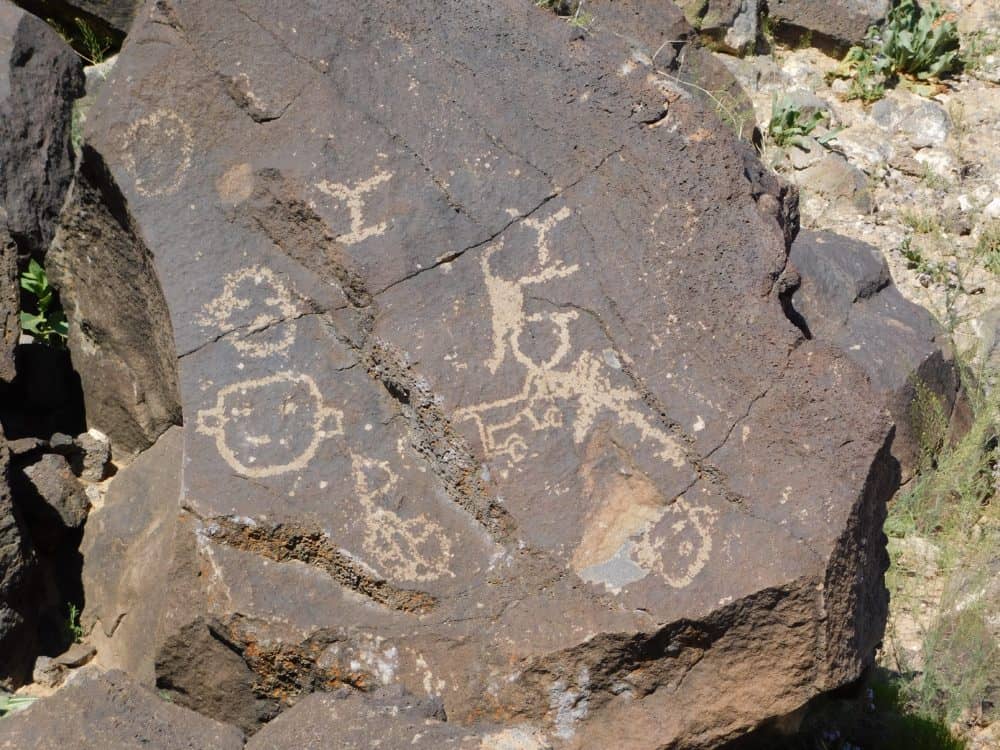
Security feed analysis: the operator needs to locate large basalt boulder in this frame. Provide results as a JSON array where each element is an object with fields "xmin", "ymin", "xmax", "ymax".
[
  {"xmin": 47, "ymin": 147, "xmax": 182, "ymax": 457},
  {"xmin": 246, "ymin": 689, "xmax": 549, "ymax": 749},
  {"xmin": 767, "ymin": 0, "xmax": 889, "ymax": 46},
  {"xmin": 79, "ymin": 426, "xmax": 180, "ymax": 684},
  {"xmin": 789, "ymin": 230, "xmax": 960, "ymax": 483},
  {"xmin": 0, "ymin": 426, "xmax": 38, "ymax": 689},
  {"xmin": 0, "ymin": 0, "xmax": 83, "ymax": 261},
  {"xmin": 0, "ymin": 667, "xmax": 245, "ymax": 749},
  {"xmin": 73, "ymin": 0, "xmax": 894, "ymax": 746}
]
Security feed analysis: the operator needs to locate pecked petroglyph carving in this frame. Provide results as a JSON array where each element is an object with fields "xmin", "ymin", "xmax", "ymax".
[
  {"xmin": 315, "ymin": 170, "xmax": 393, "ymax": 246},
  {"xmin": 197, "ymin": 266, "xmax": 301, "ymax": 358},
  {"xmin": 632, "ymin": 497, "xmax": 717, "ymax": 589},
  {"xmin": 195, "ymin": 371, "xmax": 343, "ymax": 478},
  {"xmin": 455, "ymin": 207, "xmax": 685, "ymax": 468},
  {"xmin": 352, "ymin": 453, "xmax": 453, "ymax": 582},
  {"xmin": 120, "ymin": 109, "xmax": 194, "ymax": 197}
]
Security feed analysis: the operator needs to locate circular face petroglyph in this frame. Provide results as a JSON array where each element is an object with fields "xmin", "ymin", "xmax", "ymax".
[
  {"xmin": 196, "ymin": 372, "xmax": 343, "ymax": 478},
  {"xmin": 120, "ymin": 109, "xmax": 194, "ymax": 197},
  {"xmin": 633, "ymin": 498, "xmax": 716, "ymax": 589},
  {"xmin": 197, "ymin": 266, "xmax": 300, "ymax": 359}
]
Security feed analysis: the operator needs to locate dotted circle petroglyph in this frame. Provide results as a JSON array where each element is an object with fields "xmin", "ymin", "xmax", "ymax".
[{"xmin": 120, "ymin": 109, "xmax": 194, "ymax": 197}]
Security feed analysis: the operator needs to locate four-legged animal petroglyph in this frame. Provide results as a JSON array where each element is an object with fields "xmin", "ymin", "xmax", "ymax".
[
  {"xmin": 352, "ymin": 454, "xmax": 453, "ymax": 582},
  {"xmin": 315, "ymin": 170, "xmax": 393, "ymax": 245},
  {"xmin": 455, "ymin": 207, "xmax": 685, "ymax": 469},
  {"xmin": 197, "ymin": 266, "xmax": 300, "ymax": 358},
  {"xmin": 120, "ymin": 109, "xmax": 194, "ymax": 197}
]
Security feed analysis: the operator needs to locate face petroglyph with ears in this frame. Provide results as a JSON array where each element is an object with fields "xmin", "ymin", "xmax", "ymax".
[{"xmin": 195, "ymin": 371, "xmax": 344, "ymax": 479}]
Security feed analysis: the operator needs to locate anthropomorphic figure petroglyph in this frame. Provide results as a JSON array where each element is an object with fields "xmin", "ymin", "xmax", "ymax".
[
  {"xmin": 197, "ymin": 266, "xmax": 300, "ymax": 358},
  {"xmin": 195, "ymin": 371, "xmax": 344, "ymax": 478},
  {"xmin": 315, "ymin": 170, "xmax": 393, "ymax": 245},
  {"xmin": 455, "ymin": 207, "xmax": 685, "ymax": 468}
]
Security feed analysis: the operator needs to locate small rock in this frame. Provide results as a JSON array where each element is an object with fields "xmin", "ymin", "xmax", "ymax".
[
  {"xmin": 48, "ymin": 433, "xmax": 75, "ymax": 453},
  {"xmin": 53, "ymin": 643, "xmax": 96, "ymax": 670},
  {"xmin": 984, "ymin": 197, "xmax": 1000, "ymax": 219},
  {"xmin": 73, "ymin": 430, "xmax": 111, "ymax": 482},
  {"xmin": 20, "ymin": 454, "xmax": 90, "ymax": 544},
  {"xmin": 799, "ymin": 153, "xmax": 873, "ymax": 213},
  {"xmin": 31, "ymin": 657, "xmax": 63, "ymax": 689}
]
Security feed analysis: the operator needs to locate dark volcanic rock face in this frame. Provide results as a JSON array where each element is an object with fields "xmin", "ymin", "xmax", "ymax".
[
  {"xmin": 790, "ymin": 230, "xmax": 960, "ymax": 483},
  {"xmin": 63, "ymin": 0, "xmax": 896, "ymax": 746},
  {"xmin": 0, "ymin": 426, "xmax": 37, "ymax": 689},
  {"xmin": 0, "ymin": 668, "xmax": 245, "ymax": 749},
  {"xmin": 0, "ymin": 0, "xmax": 83, "ymax": 261}
]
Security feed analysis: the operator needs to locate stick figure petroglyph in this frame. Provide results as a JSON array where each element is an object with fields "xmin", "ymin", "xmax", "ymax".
[
  {"xmin": 196, "ymin": 372, "xmax": 343, "ymax": 478},
  {"xmin": 315, "ymin": 170, "xmax": 393, "ymax": 246},
  {"xmin": 120, "ymin": 109, "xmax": 194, "ymax": 197},
  {"xmin": 197, "ymin": 266, "xmax": 300, "ymax": 358},
  {"xmin": 352, "ymin": 454, "xmax": 453, "ymax": 582},
  {"xmin": 455, "ymin": 207, "xmax": 686, "ymax": 468}
]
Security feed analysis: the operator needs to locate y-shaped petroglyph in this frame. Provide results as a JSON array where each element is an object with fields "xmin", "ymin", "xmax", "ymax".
[
  {"xmin": 197, "ymin": 266, "xmax": 301, "ymax": 358},
  {"xmin": 120, "ymin": 109, "xmax": 194, "ymax": 197},
  {"xmin": 315, "ymin": 170, "xmax": 393, "ymax": 246},
  {"xmin": 352, "ymin": 453, "xmax": 453, "ymax": 582},
  {"xmin": 633, "ymin": 498, "xmax": 717, "ymax": 589},
  {"xmin": 455, "ymin": 207, "xmax": 685, "ymax": 468},
  {"xmin": 196, "ymin": 371, "xmax": 343, "ymax": 478}
]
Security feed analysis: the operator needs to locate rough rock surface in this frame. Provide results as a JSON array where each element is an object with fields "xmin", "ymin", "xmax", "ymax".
[
  {"xmin": 0, "ymin": 426, "xmax": 37, "ymax": 689},
  {"xmin": 789, "ymin": 230, "xmax": 960, "ymax": 482},
  {"xmin": 675, "ymin": 0, "xmax": 759, "ymax": 54},
  {"xmin": 0, "ymin": 216, "xmax": 16, "ymax": 383},
  {"xmin": 246, "ymin": 689, "xmax": 548, "ymax": 749},
  {"xmin": 48, "ymin": 147, "xmax": 183, "ymax": 456},
  {"xmin": 0, "ymin": 668, "xmax": 245, "ymax": 749},
  {"xmin": 0, "ymin": 0, "xmax": 83, "ymax": 260},
  {"xmin": 64, "ymin": 0, "xmax": 896, "ymax": 746},
  {"xmin": 80, "ymin": 426, "xmax": 180, "ymax": 684},
  {"xmin": 767, "ymin": 0, "xmax": 889, "ymax": 45},
  {"xmin": 18, "ymin": 453, "xmax": 89, "ymax": 538}
]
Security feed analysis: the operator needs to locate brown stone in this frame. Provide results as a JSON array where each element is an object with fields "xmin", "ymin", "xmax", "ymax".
[{"xmin": 64, "ymin": 1, "xmax": 896, "ymax": 746}]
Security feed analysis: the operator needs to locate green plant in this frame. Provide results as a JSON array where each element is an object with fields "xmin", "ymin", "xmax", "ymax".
[
  {"xmin": 20, "ymin": 260, "xmax": 68, "ymax": 347},
  {"xmin": 976, "ymin": 221, "xmax": 1000, "ymax": 275},
  {"xmin": 536, "ymin": 0, "xmax": 593, "ymax": 29},
  {"xmin": 45, "ymin": 16, "xmax": 113, "ymax": 66},
  {"xmin": 830, "ymin": 0, "xmax": 960, "ymax": 103},
  {"xmin": 901, "ymin": 210, "xmax": 940, "ymax": 235},
  {"xmin": 767, "ymin": 96, "xmax": 839, "ymax": 149},
  {"xmin": 0, "ymin": 694, "xmax": 37, "ymax": 718},
  {"xmin": 880, "ymin": 0, "xmax": 960, "ymax": 80},
  {"xmin": 63, "ymin": 602, "xmax": 84, "ymax": 644}
]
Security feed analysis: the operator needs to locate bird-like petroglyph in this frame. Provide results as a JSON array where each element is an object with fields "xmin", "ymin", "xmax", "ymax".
[
  {"xmin": 120, "ymin": 109, "xmax": 194, "ymax": 197},
  {"xmin": 315, "ymin": 170, "xmax": 393, "ymax": 245},
  {"xmin": 352, "ymin": 453, "xmax": 453, "ymax": 582},
  {"xmin": 195, "ymin": 371, "xmax": 344, "ymax": 478},
  {"xmin": 197, "ymin": 266, "xmax": 301, "ymax": 358},
  {"xmin": 455, "ymin": 207, "xmax": 686, "ymax": 469}
]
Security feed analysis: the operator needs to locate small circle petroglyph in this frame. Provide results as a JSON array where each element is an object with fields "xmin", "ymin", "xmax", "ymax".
[{"xmin": 120, "ymin": 109, "xmax": 194, "ymax": 197}]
